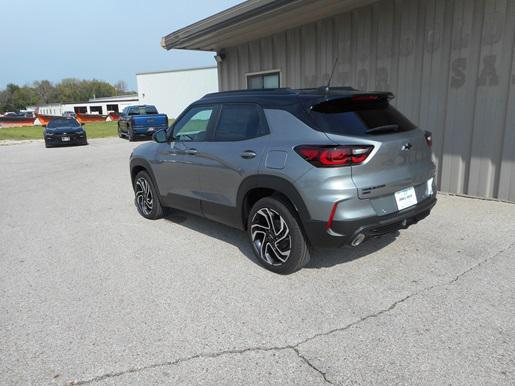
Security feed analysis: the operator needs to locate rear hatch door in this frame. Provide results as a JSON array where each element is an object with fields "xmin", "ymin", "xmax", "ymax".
[{"xmin": 311, "ymin": 95, "xmax": 435, "ymax": 199}]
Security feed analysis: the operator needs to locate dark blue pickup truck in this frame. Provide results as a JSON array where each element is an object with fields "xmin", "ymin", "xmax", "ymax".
[{"xmin": 117, "ymin": 105, "xmax": 168, "ymax": 141}]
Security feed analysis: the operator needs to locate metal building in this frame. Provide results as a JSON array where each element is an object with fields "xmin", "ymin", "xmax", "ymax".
[
  {"xmin": 162, "ymin": 0, "xmax": 515, "ymax": 202},
  {"xmin": 136, "ymin": 66, "xmax": 219, "ymax": 119}
]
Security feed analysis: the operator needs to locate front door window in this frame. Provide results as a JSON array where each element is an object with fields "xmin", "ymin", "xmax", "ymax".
[{"xmin": 173, "ymin": 107, "xmax": 214, "ymax": 142}]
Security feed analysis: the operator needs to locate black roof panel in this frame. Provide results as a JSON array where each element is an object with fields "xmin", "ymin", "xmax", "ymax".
[{"xmin": 197, "ymin": 87, "xmax": 393, "ymax": 108}]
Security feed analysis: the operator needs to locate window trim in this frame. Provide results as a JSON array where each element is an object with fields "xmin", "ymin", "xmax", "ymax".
[{"xmin": 245, "ymin": 69, "xmax": 281, "ymax": 89}]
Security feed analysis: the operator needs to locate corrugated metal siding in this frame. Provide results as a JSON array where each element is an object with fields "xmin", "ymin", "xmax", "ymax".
[{"xmin": 219, "ymin": 0, "xmax": 515, "ymax": 202}]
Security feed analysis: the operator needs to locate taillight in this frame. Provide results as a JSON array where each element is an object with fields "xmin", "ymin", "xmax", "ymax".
[
  {"xmin": 352, "ymin": 95, "xmax": 379, "ymax": 102},
  {"xmin": 424, "ymin": 131, "xmax": 432, "ymax": 148},
  {"xmin": 295, "ymin": 145, "xmax": 373, "ymax": 167}
]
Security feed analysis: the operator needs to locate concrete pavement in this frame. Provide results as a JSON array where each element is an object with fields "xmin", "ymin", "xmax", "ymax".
[{"xmin": 0, "ymin": 138, "xmax": 514, "ymax": 385}]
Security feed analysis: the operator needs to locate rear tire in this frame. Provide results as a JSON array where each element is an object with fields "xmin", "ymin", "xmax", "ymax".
[
  {"xmin": 133, "ymin": 171, "xmax": 163, "ymax": 220},
  {"xmin": 247, "ymin": 196, "xmax": 310, "ymax": 274},
  {"xmin": 128, "ymin": 126, "xmax": 136, "ymax": 142}
]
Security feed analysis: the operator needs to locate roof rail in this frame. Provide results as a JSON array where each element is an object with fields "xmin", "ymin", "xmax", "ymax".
[{"xmin": 202, "ymin": 88, "xmax": 297, "ymax": 99}]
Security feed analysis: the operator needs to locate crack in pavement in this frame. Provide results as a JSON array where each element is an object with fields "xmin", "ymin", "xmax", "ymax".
[
  {"xmin": 292, "ymin": 346, "xmax": 334, "ymax": 385},
  {"xmin": 72, "ymin": 345, "xmax": 332, "ymax": 385},
  {"xmin": 72, "ymin": 346, "xmax": 293, "ymax": 385},
  {"xmin": 71, "ymin": 241, "xmax": 513, "ymax": 385}
]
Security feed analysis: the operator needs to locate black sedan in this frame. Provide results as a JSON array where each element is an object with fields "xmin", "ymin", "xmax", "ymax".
[{"xmin": 44, "ymin": 118, "xmax": 88, "ymax": 148}]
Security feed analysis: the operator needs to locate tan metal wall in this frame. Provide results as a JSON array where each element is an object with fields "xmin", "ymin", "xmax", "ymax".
[{"xmin": 219, "ymin": 0, "xmax": 515, "ymax": 202}]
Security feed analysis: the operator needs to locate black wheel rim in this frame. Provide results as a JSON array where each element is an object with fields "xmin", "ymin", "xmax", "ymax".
[
  {"xmin": 135, "ymin": 177, "xmax": 153, "ymax": 215},
  {"xmin": 250, "ymin": 208, "xmax": 291, "ymax": 266}
]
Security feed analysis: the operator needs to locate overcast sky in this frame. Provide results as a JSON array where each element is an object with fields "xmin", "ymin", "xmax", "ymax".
[{"xmin": 0, "ymin": 0, "xmax": 241, "ymax": 90}]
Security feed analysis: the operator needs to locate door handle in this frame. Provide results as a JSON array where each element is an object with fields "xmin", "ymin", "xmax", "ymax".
[
  {"xmin": 240, "ymin": 150, "xmax": 257, "ymax": 159},
  {"xmin": 185, "ymin": 148, "xmax": 198, "ymax": 155}
]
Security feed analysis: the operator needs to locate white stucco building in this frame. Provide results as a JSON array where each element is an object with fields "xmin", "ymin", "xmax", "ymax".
[{"xmin": 136, "ymin": 66, "xmax": 218, "ymax": 119}]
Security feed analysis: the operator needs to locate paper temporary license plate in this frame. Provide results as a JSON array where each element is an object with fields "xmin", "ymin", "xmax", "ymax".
[
  {"xmin": 395, "ymin": 186, "xmax": 417, "ymax": 211},
  {"xmin": 61, "ymin": 136, "xmax": 70, "ymax": 142}
]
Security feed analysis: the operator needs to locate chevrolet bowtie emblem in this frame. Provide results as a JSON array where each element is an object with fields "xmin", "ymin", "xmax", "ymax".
[{"xmin": 401, "ymin": 143, "xmax": 413, "ymax": 151}]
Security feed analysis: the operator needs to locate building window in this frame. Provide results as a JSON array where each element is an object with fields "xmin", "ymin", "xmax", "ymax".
[
  {"xmin": 106, "ymin": 104, "xmax": 119, "ymax": 113},
  {"xmin": 246, "ymin": 70, "xmax": 280, "ymax": 89},
  {"xmin": 74, "ymin": 106, "xmax": 87, "ymax": 114},
  {"xmin": 90, "ymin": 106, "xmax": 103, "ymax": 115}
]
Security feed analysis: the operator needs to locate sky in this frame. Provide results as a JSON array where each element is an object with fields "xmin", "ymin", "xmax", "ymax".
[{"xmin": 0, "ymin": 0, "xmax": 242, "ymax": 90}]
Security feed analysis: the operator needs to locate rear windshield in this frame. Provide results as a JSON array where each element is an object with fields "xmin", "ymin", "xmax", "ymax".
[
  {"xmin": 310, "ymin": 99, "xmax": 416, "ymax": 136},
  {"xmin": 129, "ymin": 106, "xmax": 158, "ymax": 115},
  {"xmin": 48, "ymin": 119, "xmax": 80, "ymax": 128}
]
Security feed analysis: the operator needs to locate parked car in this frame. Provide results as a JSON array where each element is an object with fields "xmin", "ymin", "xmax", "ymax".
[
  {"xmin": 62, "ymin": 111, "xmax": 76, "ymax": 118},
  {"xmin": 118, "ymin": 105, "xmax": 168, "ymax": 141},
  {"xmin": 21, "ymin": 111, "xmax": 35, "ymax": 118},
  {"xmin": 129, "ymin": 87, "xmax": 437, "ymax": 274},
  {"xmin": 44, "ymin": 118, "xmax": 88, "ymax": 148}
]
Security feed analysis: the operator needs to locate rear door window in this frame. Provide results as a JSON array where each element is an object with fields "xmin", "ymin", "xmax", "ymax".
[
  {"xmin": 213, "ymin": 104, "xmax": 269, "ymax": 141},
  {"xmin": 310, "ymin": 99, "xmax": 416, "ymax": 136}
]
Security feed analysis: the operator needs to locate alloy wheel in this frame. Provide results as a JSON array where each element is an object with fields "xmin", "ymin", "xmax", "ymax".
[
  {"xmin": 135, "ymin": 177, "xmax": 153, "ymax": 215},
  {"xmin": 250, "ymin": 207, "xmax": 291, "ymax": 266}
]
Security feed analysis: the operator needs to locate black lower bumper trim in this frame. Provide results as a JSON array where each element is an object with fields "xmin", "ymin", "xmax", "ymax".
[
  {"xmin": 45, "ymin": 135, "xmax": 87, "ymax": 146},
  {"xmin": 303, "ymin": 195, "xmax": 437, "ymax": 249}
]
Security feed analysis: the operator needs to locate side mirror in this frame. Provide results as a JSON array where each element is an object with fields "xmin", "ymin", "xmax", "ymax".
[{"xmin": 153, "ymin": 129, "xmax": 168, "ymax": 143}]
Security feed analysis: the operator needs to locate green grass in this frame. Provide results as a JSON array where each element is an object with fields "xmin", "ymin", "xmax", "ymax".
[{"xmin": 0, "ymin": 121, "xmax": 118, "ymax": 141}]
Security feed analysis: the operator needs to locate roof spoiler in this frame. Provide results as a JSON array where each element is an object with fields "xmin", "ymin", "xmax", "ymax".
[{"xmin": 311, "ymin": 92, "xmax": 395, "ymax": 113}]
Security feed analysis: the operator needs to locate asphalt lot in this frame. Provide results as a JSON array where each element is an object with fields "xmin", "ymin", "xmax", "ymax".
[{"xmin": 0, "ymin": 138, "xmax": 514, "ymax": 385}]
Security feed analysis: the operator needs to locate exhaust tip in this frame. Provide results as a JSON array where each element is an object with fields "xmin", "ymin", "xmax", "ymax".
[{"xmin": 351, "ymin": 233, "xmax": 366, "ymax": 247}]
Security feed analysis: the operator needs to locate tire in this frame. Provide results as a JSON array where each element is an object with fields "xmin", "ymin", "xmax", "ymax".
[
  {"xmin": 44, "ymin": 140, "xmax": 50, "ymax": 148},
  {"xmin": 133, "ymin": 171, "xmax": 163, "ymax": 220},
  {"xmin": 83, "ymin": 135, "xmax": 88, "ymax": 145},
  {"xmin": 128, "ymin": 126, "xmax": 136, "ymax": 142},
  {"xmin": 247, "ymin": 196, "xmax": 310, "ymax": 274},
  {"xmin": 117, "ymin": 124, "xmax": 123, "ymax": 138}
]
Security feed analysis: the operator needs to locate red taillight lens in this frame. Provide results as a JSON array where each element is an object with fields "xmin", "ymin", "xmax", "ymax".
[
  {"xmin": 319, "ymin": 147, "xmax": 351, "ymax": 166},
  {"xmin": 424, "ymin": 131, "xmax": 432, "ymax": 148},
  {"xmin": 295, "ymin": 145, "xmax": 373, "ymax": 167}
]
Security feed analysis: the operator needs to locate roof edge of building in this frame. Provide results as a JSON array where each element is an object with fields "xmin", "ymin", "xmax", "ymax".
[
  {"xmin": 136, "ymin": 66, "xmax": 218, "ymax": 76},
  {"xmin": 161, "ymin": 0, "xmax": 291, "ymax": 51}
]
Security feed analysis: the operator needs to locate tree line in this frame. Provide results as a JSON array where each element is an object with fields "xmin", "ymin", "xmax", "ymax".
[{"xmin": 0, "ymin": 79, "xmax": 134, "ymax": 113}]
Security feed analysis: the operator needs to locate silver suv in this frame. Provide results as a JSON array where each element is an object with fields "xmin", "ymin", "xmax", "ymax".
[{"xmin": 129, "ymin": 88, "xmax": 436, "ymax": 274}]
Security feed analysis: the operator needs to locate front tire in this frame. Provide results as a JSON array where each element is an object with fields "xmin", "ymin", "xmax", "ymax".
[
  {"xmin": 248, "ymin": 196, "xmax": 310, "ymax": 274},
  {"xmin": 133, "ymin": 171, "xmax": 163, "ymax": 220}
]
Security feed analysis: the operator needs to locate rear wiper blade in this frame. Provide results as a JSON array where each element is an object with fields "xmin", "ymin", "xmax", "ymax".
[{"xmin": 366, "ymin": 124, "xmax": 400, "ymax": 134}]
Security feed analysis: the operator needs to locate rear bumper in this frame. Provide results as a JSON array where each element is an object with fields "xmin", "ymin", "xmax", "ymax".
[
  {"xmin": 133, "ymin": 126, "xmax": 167, "ymax": 136},
  {"xmin": 45, "ymin": 134, "xmax": 87, "ymax": 146},
  {"xmin": 303, "ymin": 194, "xmax": 437, "ymax": 248}
]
